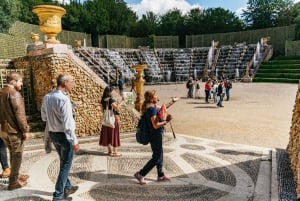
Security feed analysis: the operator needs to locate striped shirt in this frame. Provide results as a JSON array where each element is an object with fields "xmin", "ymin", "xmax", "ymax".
[{"xmin": 41, "ymin": 89, "xmax": 78, "ymax": 146}]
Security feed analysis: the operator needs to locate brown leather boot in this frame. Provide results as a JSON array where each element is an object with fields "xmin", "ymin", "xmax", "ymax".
[
  {"xmin": 8, "ymin": 180, "xmax": 27, "ymax": 190},
  {"xmin": 18, "ymin": 174, "xmax": 29, "ymax": 182},
  {"xmin": 1, "ymin": 168, "xmax": 11, "ymax": 178}
]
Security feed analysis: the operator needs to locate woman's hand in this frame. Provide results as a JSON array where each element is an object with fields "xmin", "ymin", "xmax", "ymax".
[
  {"xmin": 166, "ymin": 114, "xmax": 172, "ymax": 122},
  {"xmin": 172, "ymin": 97, "xmax": 180, "ymax": 102}
]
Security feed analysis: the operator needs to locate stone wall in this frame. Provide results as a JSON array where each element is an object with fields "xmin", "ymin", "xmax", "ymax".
[
  {"xmin": 13, "ymin": 44, "xmax": 139, "ymax": 136},
  {"xmin": 287, "ymin": 82, "xmax": 300, "ymax": 194}
]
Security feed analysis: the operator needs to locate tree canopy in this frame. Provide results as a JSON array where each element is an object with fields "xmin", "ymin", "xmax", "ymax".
[
  {"xmin": 242, "ymin": 0, "xmax": 296, "ymax": 29},
  {"xmin": 0, "ymin": 0, "xmax": 299, "ymax": 39},
  {"xmin": 0, "ymin": 0, "xmax": 21, "ymax": 33}
]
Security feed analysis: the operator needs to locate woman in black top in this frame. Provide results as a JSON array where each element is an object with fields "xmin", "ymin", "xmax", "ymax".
[{"xmin": 99, "ymin": 86, "xmax": 124, "ymax": 156}]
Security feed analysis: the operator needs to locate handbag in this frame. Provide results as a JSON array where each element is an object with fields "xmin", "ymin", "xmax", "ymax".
[{"xmin": 101, "ymin": 100, "xmax": 115, "ymax": 128}]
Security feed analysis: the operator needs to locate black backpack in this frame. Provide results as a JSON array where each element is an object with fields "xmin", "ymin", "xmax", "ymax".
[{"xmin": 136, "ymin": 114, "xmax": 150, "ymax": 145}]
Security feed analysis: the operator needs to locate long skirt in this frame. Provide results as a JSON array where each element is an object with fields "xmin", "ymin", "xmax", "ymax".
[{"xmin": 99, "ymin": 117, "xmax": 120, "ymax": 147}]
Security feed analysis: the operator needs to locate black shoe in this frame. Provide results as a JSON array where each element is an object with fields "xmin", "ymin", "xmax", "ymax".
[{"xmin": 64, "ymin": 186, "xmax": 78, "ymax": 198}]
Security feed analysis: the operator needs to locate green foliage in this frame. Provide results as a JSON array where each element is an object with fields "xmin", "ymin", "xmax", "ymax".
[
  {"xmin": 62, "ymin": 1, "xmax": 85, "ymax": 32},
  {"xmin": 128, "ymin": 12, "xmax": 158, "ymax": 37},
  {"xmin": 294, "ymin": 2, "xmax": 300, "ymax": 39},
  {"xmin": 4, "ymin": 0, "xmax": 297, "ymax": 44},
  {"xmin": 78, "ymin": 0, "xmax": 136, "ymax": 35},
  {"xmin": 201, "ymin": 8, "xmax": 244, "ymax": 33},
  {"xmin": 157, "ymin": 9, "xmax": 185, "ymax": 36},
  {"xmin": 18, "ymin": 0, "xmax": 59, "ymax": 25},
  {"xmin": 242, "ymin": 0, "xmax": 295, "ymax": 29},
  {"xmin": 0, "ymin": 0, "xmax": 21, "ymax": 33}
]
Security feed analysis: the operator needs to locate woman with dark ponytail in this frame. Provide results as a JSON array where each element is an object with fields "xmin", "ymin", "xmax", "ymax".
[{"xmin": 99, "ymin": 86, "xmax": 124, "ymax": 156}]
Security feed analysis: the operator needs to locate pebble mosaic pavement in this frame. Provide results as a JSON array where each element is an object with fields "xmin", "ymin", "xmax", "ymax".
[{"xmin": 0, "ymin": 134, "xmax": 287, "ymax": 201}]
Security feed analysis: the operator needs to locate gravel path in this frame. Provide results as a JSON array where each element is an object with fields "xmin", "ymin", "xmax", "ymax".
[{"xmin": 139, "ymin": 82, "xmax": 297, "ymax": 149}]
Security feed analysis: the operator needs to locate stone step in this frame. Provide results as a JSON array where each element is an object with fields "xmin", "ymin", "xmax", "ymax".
[{"xmin": 25, "ymin": 132, "xmax": 135, "ymax": 151}]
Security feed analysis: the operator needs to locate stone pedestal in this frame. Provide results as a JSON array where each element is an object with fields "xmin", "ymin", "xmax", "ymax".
[
  {"xmin": 27, "ymin": 43, "xmax": 71, "ymax": 56},
  {"xmin": 133, "ymin": 64, "xmax": 148, "ymax": 112}
]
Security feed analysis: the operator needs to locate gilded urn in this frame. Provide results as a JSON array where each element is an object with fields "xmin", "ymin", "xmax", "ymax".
[{"xmin": 32, "ymin": 5, "xmax": 66, "ymax": 44}]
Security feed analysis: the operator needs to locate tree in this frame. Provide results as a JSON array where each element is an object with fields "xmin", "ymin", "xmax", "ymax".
[
  {"xmin": 242, "ymin": 0, "xmax": 294, "ymax": 29},
  {"xmin": 62, "ymin": 1, "xmax": 85, "ymax": 32},
  {"xmin": 18, "ymin": 0, "xmax": 58, "ymax": 25},
  {"xmin": 0, "ymin": 0, "xmax": 21, "ymax": 33},
  {"xmin": 185, "ymin": 8, "xmax": 204, "ymax": 35},
  {"xmin": 158, "ymin": 9, "xmax": 185, "ymax": 36},
  {"xmin": 293, "ymin": 2, "xmax": 300, "ymax": 39},
  {"xmin": 185, "ymin": 7, "xmax": 244, "ymax": 35},
  {"xmin": 203, "ymin": 8, "xmax": 244, "ymax": 33},
  {"xmin": 80, "ymin": 0, "xmax": 136, "ymax": 35},
  {"xmin": 128, "ymin": 11, "xmax": 159, "ymax": 37}
]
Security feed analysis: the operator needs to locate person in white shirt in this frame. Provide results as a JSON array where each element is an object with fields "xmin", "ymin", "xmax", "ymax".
[{"xmin": 41, "ymin": 73, "xmax": 80, "ymax": 201}]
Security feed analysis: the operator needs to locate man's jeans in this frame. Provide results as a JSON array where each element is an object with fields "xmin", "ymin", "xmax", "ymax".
[
  {"xmin": 226, "ymin": 88, "xmax": 230, "ymax": 101},
  {"xmin": 0, "ymin": 131, "xmax": 23, "ymax": 184},
  {"xmin": 49, "ymin": 132, "xmax": 74, "ymax": 201},
  {"xmin": 217, "ymin": 94, "xmax": 224, "ymax": 107},
  {"xmin": 0, "ymin": 137, "xmax": 9, "ymax": 170}
]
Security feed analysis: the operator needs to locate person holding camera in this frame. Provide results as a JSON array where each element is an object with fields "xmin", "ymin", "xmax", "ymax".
[{"xmin": 134, "ymin": 90, "xmax": 178, "ymax": 185}]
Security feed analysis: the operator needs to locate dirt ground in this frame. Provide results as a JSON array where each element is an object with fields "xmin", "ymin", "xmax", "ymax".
[{"xmin": 133, "ymin": 82, "xmax": 298, "ymax": 149}]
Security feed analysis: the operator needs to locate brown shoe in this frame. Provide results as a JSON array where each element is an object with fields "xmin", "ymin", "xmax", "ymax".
[
  {"xmin": 18, "ymin": 174, "xmax": 29, "ymax": 182},
  {"xmin": 8, "ymin": 180, "xmax": 27, "ymax": 190},
  {"xmin": 1, "ymin": 168, "xmax": 11, "ymax": 178}
]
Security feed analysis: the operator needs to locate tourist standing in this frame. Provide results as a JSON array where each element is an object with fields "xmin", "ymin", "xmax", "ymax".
[
  {"xmin": 217, "ymin": 80, "xmax": 225, "ymax": 107},
  {"xmin": 41, "ymin": 73, "xmax": 80, "ymax": 201},
  {"xmin": 212, "ymin": 80, "xmax": 218, "ymax": 103},
  {"xmin": 224, "ymin": 78, "xmax": 232, "ymax": 101},
  {"xmin": 99, "ymin": 86, "xmax": 124, "ymax": 156},
  {"xmin": 134, "ymin": 90, "xmax": 178, "ymax": 185},
  {"xmin": 194, "ymin": 79, "xmax": 201, "ymax": 99},
  {"xmin": 186, "ymin": 76, "xmax": 194, "ymax": 98},
  {"xmin": 0, "ymin": 72, "xmax": 29, "ymax": 190},
  {"xmin": 117, "ymin": 77, "xmax": 124, "ymax": 98},
  {"xmin": 204, "ymin": 80, "xmax": 212, "ymax": 103}
]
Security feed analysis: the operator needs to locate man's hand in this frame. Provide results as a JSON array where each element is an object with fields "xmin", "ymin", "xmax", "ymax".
[{"xmin": 73, "ymin": 144, "xmax": 80, "ymax": 152}]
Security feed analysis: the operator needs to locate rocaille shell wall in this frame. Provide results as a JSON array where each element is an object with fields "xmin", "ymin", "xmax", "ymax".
[
  {"xmin": 287, "ymin": 83, "xmax": 300, "ymax": 194},
  {"xmin": 13, "ymin": 46, "xmax": 139, "ymax": 137}
]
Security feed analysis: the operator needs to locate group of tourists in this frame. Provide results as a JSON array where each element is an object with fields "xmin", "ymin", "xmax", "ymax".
[
  {"xmin": 186, "ymin": 76, "xmax": 232, "ymax": 107},
  {"xmin": 0, "ymin": 71, "xmax": 232, "ymax": 200},
  {"xmin": 0, "ymin": 72, "xmax": 180, "ymax": 201}
]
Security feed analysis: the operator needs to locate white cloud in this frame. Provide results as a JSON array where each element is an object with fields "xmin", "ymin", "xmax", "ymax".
[
  {"xmin": 128, "ymin": 0, "xmax": 201, "ymax": 18},
  {"xmin": 235, "ymin": 6, "xmax": 246, "ymax": 18},
  {"xmin": 57, "ymin": 0, "xmax": 70, "ymax": 4}
]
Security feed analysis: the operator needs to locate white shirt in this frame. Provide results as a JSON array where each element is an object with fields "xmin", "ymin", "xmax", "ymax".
[{"xmin": 41, "ymin": 89, "xmax": 78, "ymax": 146}]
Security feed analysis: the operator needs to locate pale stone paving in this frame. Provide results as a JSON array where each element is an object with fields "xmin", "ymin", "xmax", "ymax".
[{"xmin": 0, "ymin": 134, "xmax": 274, "ymax": 201}]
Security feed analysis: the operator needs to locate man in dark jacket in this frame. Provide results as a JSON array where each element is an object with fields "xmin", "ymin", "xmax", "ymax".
[{"xmin": 0, "ymin": 72, "xmax": 29, "ymax": 190}]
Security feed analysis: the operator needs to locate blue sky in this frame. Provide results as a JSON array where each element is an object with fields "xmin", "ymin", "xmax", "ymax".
[{"xmin": 124, "ymin": 0, "xmax": 300, "ymax": 18}]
